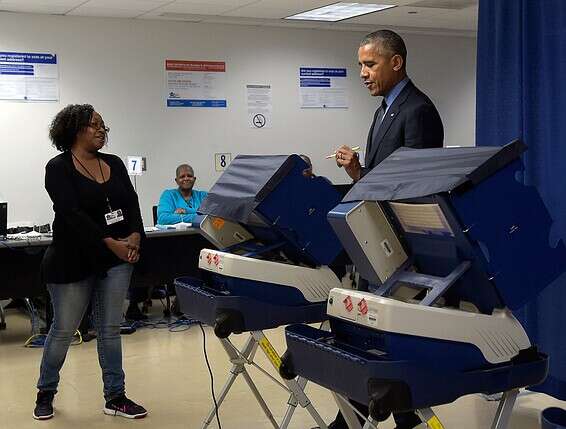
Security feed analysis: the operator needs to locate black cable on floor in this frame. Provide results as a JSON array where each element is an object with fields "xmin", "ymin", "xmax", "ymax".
[{"xmin": 199, "ymin": 322, "xmax": 222, "ymax": 429}]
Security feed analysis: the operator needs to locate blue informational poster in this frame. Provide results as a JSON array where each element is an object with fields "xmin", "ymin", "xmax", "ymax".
[
  {"xmin": 0, "ymin": 52, "xmax": 59, "ymax": 101},
  {"xmin": 299, "ymin": 67, "xmax": 348, "ymax": 108}
]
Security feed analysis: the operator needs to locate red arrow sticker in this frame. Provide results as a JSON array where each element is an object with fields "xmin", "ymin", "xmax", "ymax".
[
  {"xmin": 358, "ymin": 298, "xmax": 368, "ymax": 315},
  {"xmin": 343, "ymin": 296, "xmax": 353, "ymax": 312}
]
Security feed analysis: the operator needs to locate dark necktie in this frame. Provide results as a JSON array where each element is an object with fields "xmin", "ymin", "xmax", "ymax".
[
  {"xmin": 369, "ymin": 98, "xmax": 388, "ymax": 157},
  {"xmin": 372, "ymin": 98, "xmax": 388, "ymax": 141}
]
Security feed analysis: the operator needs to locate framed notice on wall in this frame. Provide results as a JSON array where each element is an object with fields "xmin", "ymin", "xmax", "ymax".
[
  {"xmin": 247, "ymin": 84, "xmax": 272, "ymax": 128},
  {"xmin": 299, "ymin": 67, "xmax": 348, "ymax": 109},
  {"xmin": 0, "ymin": 51, "xmax": 59, "ymax": 102},
  {"xmin": 165, "ymin": 60, "xmax": 227, "ymax": 108}
]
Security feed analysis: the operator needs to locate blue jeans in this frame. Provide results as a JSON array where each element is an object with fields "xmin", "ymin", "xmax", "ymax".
[{"xmin": 37, "ymin": 263, "xmax": 133, "ymax": 401}]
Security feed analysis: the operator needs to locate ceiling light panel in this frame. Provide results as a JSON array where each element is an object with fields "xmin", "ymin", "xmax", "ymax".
[{"xmin": 285, "ymin": 2, "xmax": 396, "ymax": 22}]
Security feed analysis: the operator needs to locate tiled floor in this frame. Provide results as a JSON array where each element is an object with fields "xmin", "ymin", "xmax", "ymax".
[{"xmin": 0, "ymin": 304, "xmax": 564, "ymax": 429}]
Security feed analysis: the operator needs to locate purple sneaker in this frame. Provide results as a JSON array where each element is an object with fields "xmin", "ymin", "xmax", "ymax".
[{"xmin": 103, "ymin": 394, "xmax": 147, "ymax": 419}]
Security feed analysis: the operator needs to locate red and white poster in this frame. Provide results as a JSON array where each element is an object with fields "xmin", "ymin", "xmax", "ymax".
[{"xmin": 165, "ymin": 60, "xmax": 226, "ymax": 108}]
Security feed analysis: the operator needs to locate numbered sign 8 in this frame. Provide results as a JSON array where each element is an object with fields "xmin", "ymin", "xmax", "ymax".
[{"xmin": 215, "ymin": 153, "xmax": 232, "ymax": 172}]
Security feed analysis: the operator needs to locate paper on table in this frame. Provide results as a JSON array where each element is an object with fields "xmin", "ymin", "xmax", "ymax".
[{"xmin": 155, "ymin": 222, "xmax": 193, "ymax": 230}]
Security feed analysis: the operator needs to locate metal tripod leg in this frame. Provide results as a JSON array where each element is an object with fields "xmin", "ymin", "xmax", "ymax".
[
  {"xmin": 0, "ymin": 301, "xmax": 6, "ymax": 330},
  {"xmin": 361, "ymin": 416, "xmax": 379, "ymax": 429},
  {"xmin": 240, "ymin": 365, "xmax": 280, "ymax": 429},
  {"xmin": 279, "ymin": 376, "xmax": 307, "ymax": 429},
  {"xmin": 250, "ymin": 330, "xmax": 328, "ymax": 429},
  {"xmin": 490, "ymin": 389, "xmax": 519, "ymax": 429},
  {"xmin": 285, "ymin": 377, "xmax": 328, "ymax": 429},
  {"xmin": 417, "ymin": 408, "xmax": 445, "ymax": 428},
  {"xmin": 333, "ymin": 393, "xmax": 364, "ymax": 429},
  {"xmin": 201, "ymin": 365, "xmax": 239, "ymax": 429},
  {"xmin": 201, "ymin": 335, "xmax": 278, "ymax": 429},
  {"xmin": 331, "ymin": 393, "xmax": 378, "ymax": 429}
]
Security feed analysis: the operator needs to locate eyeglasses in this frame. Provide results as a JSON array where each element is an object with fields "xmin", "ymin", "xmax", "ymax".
[{"xmin": 88, "ymin": 122, "xmax": 110, "ymax": 133}]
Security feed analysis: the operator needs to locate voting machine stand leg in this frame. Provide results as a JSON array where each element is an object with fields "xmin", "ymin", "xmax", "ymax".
[
  {"xmin": 350, "ymin": 391, "xmax": 516, "ymax": 429},
  {"xmin": 330, "ymin": 393, "xmax": 364, "ymax": 429},
  {"xmin": 331, "ymin": 393, "xmax": 449, "ymax": 429},
  {"xmin": 201, "ymin": 330, "xmax": 328, "ymax": 429},
  {"xmin": 250, "ymin": 330, "xmax": 328, "ymax": 429},
  {"xmin": 417, "ymin": 407, "xmax": 446, "ymax": 429},
  {"xmin": 0, "ymin": 302, "xmax": 6, "ymax": 330},
  {"xmin": 201, "ymin": 334, "xmax": 278, "ymax": 429},
  {"xmin": 490, "ymin": 389, "xmax": 519, "ymax": 429}
]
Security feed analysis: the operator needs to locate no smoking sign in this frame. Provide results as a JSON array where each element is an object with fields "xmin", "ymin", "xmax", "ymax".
[
  {"xmin": 249, "ymin": 112, "xmax": 270, "ymax": 129},
  {"xmin": 253, "ymin": 113, "xmax": 266, "ymax": 128}
]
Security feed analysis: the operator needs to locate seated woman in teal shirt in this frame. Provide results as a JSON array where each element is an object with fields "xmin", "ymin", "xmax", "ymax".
[{"xmin": 157, "ymin": 164, "xmax": 208, "ymax": 225}]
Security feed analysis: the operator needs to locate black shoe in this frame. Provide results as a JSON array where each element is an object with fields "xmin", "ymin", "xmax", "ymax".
[
  {"xmin": 104, "ymin": 394, "xmax": 147, "ymax": 419},
  {"xmin": 33, "ymin": 390, "xmax": 55, "ymax": 420},
  {"xmin": 82, "ymin": 332, "xmax": 97, "ymax": 342},
  {"xmin": 151, "ymin": 286, "xmax": 167, "ymax": 299},
  {"xmin": 125, "ymin": 304, "xmax": 148, "ymax": 321}
]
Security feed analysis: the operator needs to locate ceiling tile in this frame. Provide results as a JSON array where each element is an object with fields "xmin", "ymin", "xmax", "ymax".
[
  {"xmin": 0, "ymin": 5, "xmax": 71, "ymax": 14},
  {"xmin": 407, "ymin": 0, "xmax": 476, "ymax": 9},
  {"xmin": 0, "ymin": 0, "xmax": 84, "ymax": 6},
  {"xmin": 222, "ymin": 5, "xmax": 305, "ymax": 19},
  {"xmin": 81, "ymin": 0, "xmax": 171, "ymax": 11},
  {"xmin": 152, "ymin": 2, "xmax": 238, "ymax": 15},
  {"xmin": 169, "ymin": 0, "xmax": 259, "ymax": 7},
  {"xmin": 67, "ymin": 6, "xmax": 147, "ymax": 17},
  {"xmin": 0, "ymin": 0, "xmax": 84, "ymax": 14},
  {"xmin": 252, "ymin": 0, "xmax": 330, "ymax": 9},
  {"xmin": 346, "ymin": 4, "xmax": 477, "ymax": 30}
]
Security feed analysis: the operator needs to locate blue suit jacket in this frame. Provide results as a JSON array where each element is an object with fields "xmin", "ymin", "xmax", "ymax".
[{"xmin": 363, "ymin": 80, "xmax": 444, "ymax": 175}]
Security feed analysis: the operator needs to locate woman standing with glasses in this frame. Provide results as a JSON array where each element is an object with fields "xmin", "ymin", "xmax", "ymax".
[{"xmin": 33, "ymin": 104, "xmax": 147, "ymax": 420}]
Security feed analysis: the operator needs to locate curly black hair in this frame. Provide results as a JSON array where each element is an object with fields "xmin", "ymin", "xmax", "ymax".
[{"xmin": 49, "ymin": 104, "xmax": 95, "ymax": 152}]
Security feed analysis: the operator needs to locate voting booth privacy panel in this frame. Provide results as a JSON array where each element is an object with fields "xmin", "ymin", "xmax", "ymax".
[
  {"xmin": 198, "ymin": 154, "xmax": 342, "ymax": 267},
  {"xmin": 340, "ymin": 140, "xmax": 560, "ymax": 311},
  {"xmin": 281, "ymin": 141, "xmax": 564, "ymax": 421},
  {"xmin": 175, "ymin": 154, "xmax": 346, "ymax": 333}
]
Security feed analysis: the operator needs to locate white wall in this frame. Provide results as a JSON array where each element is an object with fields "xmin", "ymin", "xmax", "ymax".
[{"xmin": 0, "ymin": 12, "xmax": 476, "ymax": 226}]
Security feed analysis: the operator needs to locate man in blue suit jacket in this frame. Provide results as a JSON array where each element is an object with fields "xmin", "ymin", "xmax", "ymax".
[
  {"xmin": 330, "ymin": 30, "xmax": 444, "ymax": 429},
  {"xmin": 335, "ymin": 30, "xmax": 443, "ymax": 181}
]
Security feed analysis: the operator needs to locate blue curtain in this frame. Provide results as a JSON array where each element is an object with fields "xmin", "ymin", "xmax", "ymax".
[{"xmin": 477, "ymin": 0, "xmax": 566, "ymax": 400}]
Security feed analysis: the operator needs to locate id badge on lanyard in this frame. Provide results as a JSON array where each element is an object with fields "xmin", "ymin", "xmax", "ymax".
[
  {"xmin": 104, "ymin": 197, "xmax": 124, "ymax": 226},
  {"xmin": 105, "ymin": 209, "xmax": 124, "ymax": 225}
]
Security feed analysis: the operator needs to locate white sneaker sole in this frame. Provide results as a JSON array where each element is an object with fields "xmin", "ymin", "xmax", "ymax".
[
  {"xmin": 32, "ymin": 412, "xmax": 54, "ymax": 420},
  {"xmin": 103, "ymin": 408, "xmax": 147, "ymax": 419}
]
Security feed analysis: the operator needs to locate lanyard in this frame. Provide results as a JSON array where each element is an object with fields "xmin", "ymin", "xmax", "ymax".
[{"xmin": 71, "ymin": 152, "xmax": 113, "ymax": 212}]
